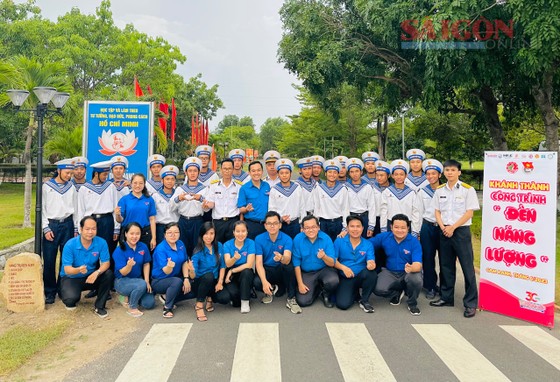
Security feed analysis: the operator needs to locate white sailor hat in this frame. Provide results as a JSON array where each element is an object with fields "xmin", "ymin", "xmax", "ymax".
[
  {"xmin": 296, "ymin": 157, "xmax": 313, "ymax": 169},
  {"xmin": 346, "ymin": 157, "xmax": 364, "ymax": 171},
  {"xmin": 311, "ymin": 155, "xmax": 325, "ymax": 167},
  {"xmin": 229, "ymin": 149, "xmax": 245, "ymax": 160},
  {"xmin": 161, "ymin": 165, "xmax": 179, "ymax": 178},
  {"xmin": 323, "ymin": 158, "xmax": 341, "ymax": 172},
  {"xmin": 72, "ymin": 156, "xmax": 88, "ymax": 168},
  {"xmin": 263, "ymin": 150, "xmax": 281, "ymax": 163},
  {"xmin": 195, "ymin": 145, "xmax": 212, "ymax": 157},
  {"xmin": 183, "ymin": 157, "xmax": 202, "ymax": 171},
  {"xmin": 422, "ymin": 159, "xmax": 443, "ymax": 173},
  {"xmin": 147, "ymin": 154, "xmax": 166, "ymax": 167},
  {"xmin": 336, "ymin": 155, "xmax": 348, "ymax": 167},
  {"xmin": 110, "ymin": 155, "xmax": 128, "ymax": 169},
  {"xmin": 275, "ymin": 158, "xmax": 294, "ymax": 172},
  {"xmin": 375, "ymin": 160, "xmax": 391, "ymax": 174},
  {"xmin": 390, "ymin": 159, "xmax": 410, "ymax": 174},
  {"xmin": 55, "ymin": 158, "xmax": 75, "ymax": 170},
  {"xmin": 406, "ymin": 149, "xmax": 426, "ymax": 161},
  {"xmin": 362, "ymin": 151, "xmax": 380, "ymax": 163},
  {"xmin": 90, "ymin": 160, "xmax": 112, "ymax": 172}
]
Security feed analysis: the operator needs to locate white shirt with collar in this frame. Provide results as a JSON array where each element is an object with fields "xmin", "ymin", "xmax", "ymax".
[
  {"xmin": 42, "ymin": 179, "xmax": 78, "ymax": 233},
  {"xmin": 268, "ymin": 181, "xmax": 306, "ymax": 222},
  {"xmin": 380, "ymin": 184, "xmax": 420, "ymax": 236},
  {"xmin": 206, "ymin": 179, "xmax": 241, "ymax": 219},
  {"xmin": 170, "ymin": 182, "xmax": 209, "ymax": 218},
  {"xmin": 433, "ymin": 180, "xmax": 480, "ymax": 226},
  {"xmin": 152, "ymin": 188, "xmax": 180, "ymax": 224},
  {"xmin": 311, "ymin": 181, "xmax": 350, "ymax": 228},
  {"xmin": 417, "ymin": 184, "xmax": 438, "ymax": 223},
  {"xmin": 346, "ymin": 180, "xmax": 377, "ymax": 232}
]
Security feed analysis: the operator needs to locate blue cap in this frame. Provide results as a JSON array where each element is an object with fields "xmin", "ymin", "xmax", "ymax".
[
  {"xmin": 229, "ymin": 149, "xmax": 245, "ymax": 160},
  {"xmin": 362, "ymin": 151, "xmax": 380, "ymax": 163},
  {"xmin": 422, "ymin": 159, "xmax": 443, "ymax": 173},
  {"xmin": 183, "ymin": 157, "xmax": 202, "ymax": 171},
  {"xmin": 275, "ymin": 158, "xmax": 294, "ymax": 172},
  {"xmin": 346, "ymin": 158, "xmax": 364, "ymax": 170},
  {"xmin": 390, "ymin": 159, "xmax": 410, "ymax": 174},
  {"xmin": 110, "ymin": 155, "xmax": 128, "ymax": 169},
  {"xmin": 375, "ymin": 160, "xmax": 391, "ymax": 174},
  {"xmin": 55, "ymin": 158, "xmax": 75, "ymax": 170},
  {"xmin": 195, "ymin": 145, "xmax": 212, "ymax": 157},
  {"xmin": 296, "ymin": 157, "xmax": 313, "ymax": 169},
  {"xmin": 147, "ymin": 154, "xmax": 166, "ymax": 167},
  {"xmin": 161, "ymin": 165, "xmax": 179, "ymax": 178},
  {"xmin": 72, "ymin": 156, "xmax": 88, "ymax": 168},
  {"xmin": 406, "ymin": 149, "xmax": 425, "ymax": 161},
  {"xmin": 90, "ymin": 160, "xmax": 112, "ymax": 172},
  {"xmin": 323, "ymin": 158, "xmax": 341, "ymax": 172}
]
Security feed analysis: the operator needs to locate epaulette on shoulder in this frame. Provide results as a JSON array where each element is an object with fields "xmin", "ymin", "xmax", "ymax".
[
  {"xmin": 437, "ymin": 184, "xmax": 446, "ymax": 189},
  {"xmin": 234, "ymin": 179, "xmax": 243, "ymax": 185},
  {"xmin": 461, "ymin": 182, "xmax": 472, "ymax": 189},
  {"xmin": 210, "ymin": 179, "xmax": 220, "ymax": 184}
]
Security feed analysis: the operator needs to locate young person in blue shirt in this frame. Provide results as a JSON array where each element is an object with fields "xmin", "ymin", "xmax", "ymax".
[
  {"xmin": 115, "ymin": 173, "xmax": 157, "ymax": 251},
  {"xmin": 253, "ymin": 211, "xmax": 302, "ymax": 314},
  {"xmin": 59, "ymin": 216, "xmax": 114, "ymax": 318},
  {"xmin": 219, "ymin": 221, "xmax": 255, "ymax": 313},
  {"xmin": 292, "ymin": 215, "xmax": 339, "ymax": 308},
  {"xmin": 370, "ymin": 214, "xmax": 423, "ymax": 316},
  {"xmin": 188, "ymin": 222, "xmax": 227, "ymax": 322},
  {"xmin": 333, "ymin": 216, "xmax": 378, "ymax": 313},
  {"xmin": 237, "ymin": 160, "xmax": 270, "ymax": 240},
  {"xmin": 112, "ymin": 222, "xmax": 155, "ymax": 318},
  {"xmin": 151, "ymin": 223, "xmax": 194, "ymax": 318}
]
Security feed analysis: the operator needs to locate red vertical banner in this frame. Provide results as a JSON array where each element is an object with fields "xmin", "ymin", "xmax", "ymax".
[
  {"xmin": 204, "ymin": 119, "xmax": 209, "ymax": 144},
  {"xmin": 158, "ymin": 102, "xmax": 168, "ymax": 136},
  {"xmin": 171, "ymin": 98, "xmax": 177, "ymax": 142},
  {"xmin": 147, "ymin": 85, "xmax": 153, "ymax": 95},
  {"xmin": 191, "ymin": 114, "xmax": 195, "ymax": 145},
  {"xmin": 134, "ymin": 76, "xmax": 143, "ymax": 98},
  {"xmin": 210, "ymin": 144, "xmax": 217, "ymax": 171},
  {"xmin": 196, "ymin": 113, "xmax": 201, "ymax": 145}
]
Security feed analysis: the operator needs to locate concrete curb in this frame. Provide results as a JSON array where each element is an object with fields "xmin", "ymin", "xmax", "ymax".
[{"xmin": 0, "ymin": 238, "xmax": 34, "ymax": 270}]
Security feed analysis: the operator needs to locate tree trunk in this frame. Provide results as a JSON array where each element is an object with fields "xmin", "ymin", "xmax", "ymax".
[
  {"xmin": 478, "ymin": 85, "xmax": 508, "ymax": 150},
  {"xmin": 532, "ymin": 67, "xmax": 559, "ymax": 195},
  {"xmin": 377, "ymin": 115, "xmax": 389, "ymax": 159},
  {"xmin": 22, "ymin": 114, "xmax": 35, "ymax": 228}
]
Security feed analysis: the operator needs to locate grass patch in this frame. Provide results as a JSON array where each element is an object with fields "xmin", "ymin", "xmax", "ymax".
[
  {"xmin": 0, "ymin": 319, "xmax": 70, "ymax": 376},
  {"xmin": 0, "ymin": 183, "xmax": 34, "ymax": 250}
]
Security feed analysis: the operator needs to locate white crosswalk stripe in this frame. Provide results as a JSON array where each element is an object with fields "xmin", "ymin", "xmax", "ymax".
[
  {"xmin": 230, "ymin": 323, "xmax": 282, "ymax": 382},
  {"xmin": 326, "ymin": 323, "xmax": 396, "ymax": 382},
  {"xmin": 413, "ymin": 324, "xmax": 510, "ymax": 381},
  {"xmin": 115, "ymin": 322, "xmax": 560, "ymax": 382},
  {"xmin": 500, "ymin": 325, "xmax": 560, "ymax": 371},
  {"xmin": 115, "ymin": 323, "xmax": 192, "ymax": 382}
]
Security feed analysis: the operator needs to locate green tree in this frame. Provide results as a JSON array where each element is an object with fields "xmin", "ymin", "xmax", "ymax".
[
  {"xmin": 259, "ymin": 117, "xmax": 287, "ymax": 152},
  {"xmin": 44, "ymin": 126, "xmax": 83, "ymax": 161}
]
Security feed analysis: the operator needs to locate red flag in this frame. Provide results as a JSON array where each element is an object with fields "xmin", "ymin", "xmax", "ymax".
[
  {"xmin": 171, "ymin": 98, "xmax": 177, "ymax": 142},
  {"xmin": 196, "ymin": 113, "xmax": 200, "ymax": 146},
  {"xmin": 205, "ymin": 119, "xmax": 209, "ymax": 144},
  {"xmin": 191, "ymin": 114, "xmax": 195, "ymax": 145},
  {"xmin": 147, "ymin": 85, "xmax": 153, "ymax": 95},
  {"xmin": 210, "ymin": 144, "xmax": 217, "ymax": 171},
  {"xmin": 134, "ymin": 76, "xmax": 143, "ymax": 98},
  {"xmin": 158, "ymin": 102, "xmax": 169, "ymax": 136}
]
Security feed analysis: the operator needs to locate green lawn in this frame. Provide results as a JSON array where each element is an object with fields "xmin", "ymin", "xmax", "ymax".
[{"xmin": 0, "ymin": 183, "xmax": 35, "ymax": 250}]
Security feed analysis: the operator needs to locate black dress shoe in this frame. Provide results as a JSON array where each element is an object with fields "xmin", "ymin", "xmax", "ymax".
[
  {"xmin": 84, "ymin": 290, "xmax": 98, "ymax": 298},
  {"xmin": 429, "ymin": 299, "xmax": 454, "ymax": 307},
  {"xmin": 464, "ymin": 307, "xmax": 476, "ymax": 318},
  {"xmin": 45, "ymin": 295, "xmax": 55, "ymax": 304},
  {"xmin": 321, "ymin": 292, "xmax": 334, "ymax": 308}
]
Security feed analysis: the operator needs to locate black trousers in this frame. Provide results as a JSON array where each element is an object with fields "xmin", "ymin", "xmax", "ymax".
[
  {"xmin": 281, "ymin": 219, "xmax": 301, "ymax": 239},
  {"xmin": 178, "ymin": 215, "xmax": 203, "ymax": 257},
  {"xmin": 420, "ymin": 220, "xmax": 441, "ymax": 292},
  {"xmin": 336, "ymin": 268, "xmax": 378, "ymax": 310},
  {"xmin": 60, "ymin": 270, "xmax": 114, "ymax": 310},
  {"xmin": 42, "ymin": 216, "xmax": 74, "ymax": 298},
  {"xmin": 350, "ymin": 212, "xmax": 369, "ymax": 238},
  {"xmin": 213, "ymin": 217, "xmax": 239, "ymax": 244},
  {"xmin": 215, "ymin": 268, "xmax": 254, "ymax": 306},
  {"xmin": 95, "ymin": 214, "xmax": 116, "ymax": 254},
  {"xmin": 439, "ymin": 226, "xmax": 478, "ymax": 308},
  {"xmin": 193, "ymin": 272, "xmax": 216, "ymax": 302},
  {"xmin": 319, "ymin": 218, "xmax": 343, "ymax": 242},
  {"xmin": 254, "ymin": 263, "xmax": 296, "ymax": 299},
  {"xmin": 245, "ymin": 219, "xmax": 266, "ymax": 240},
  {"xmin": 296, "ymin": 267, "xmax": 339, "ymax": 307}
]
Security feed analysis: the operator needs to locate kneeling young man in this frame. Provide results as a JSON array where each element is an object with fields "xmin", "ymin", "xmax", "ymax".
[
  {"xmin": 370, "ymin": 214, "xmax": 423, "ymax": 315},
  {"xmin": 334, "ymin": 216, "xmax": 378, "ymax": 312},
  {"xmin": 254, "ymin": 211, "xmax": 301, "ymax": 314},
  {"xmin": 292, "ymin": 215, "xmax": 339, "ymax": 308}
]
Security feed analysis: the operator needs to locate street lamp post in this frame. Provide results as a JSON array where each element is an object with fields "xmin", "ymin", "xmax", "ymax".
[
  {"xmin": 221, "ymin": 141, "xmax": 229, "ymax": 161},
  {"xmin": 7, "ymin": 87, "xmax": 70, "ymax": 256}
]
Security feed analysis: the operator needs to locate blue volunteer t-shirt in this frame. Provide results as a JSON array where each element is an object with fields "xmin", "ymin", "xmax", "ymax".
[
  {"xmin": 223, "ymin": 238, "xmax": 256, "ymax": 267},
  {"xmin": 292, "ymin": 231, "xmax": 336, "ymax": 272},
  {"xmin": 118, "ymin": 193, "xmax": 157, "ymax": 228},
  {"xmin": 254, "ymin": 231, "xmax": 293, "ymax": 267},
  {"xmin": 237, "ymin": 181, "xmax": 270, "ymax": 221},
  {"xmin": 151, "ymin": 239, "xmax": 187, "ymax": 279},
  {"xmin": 334, "ymin": 236, "xmax": 375, "ymax": 276},
  {"xmin": 60, "ymin": 236, "xmax": 110, "ymax": 278},
  {"xmin": 191, "ymin": 242, "xmax": 225, "ymax": 279},
  {"xmin": 369, "ymin": 232, "xmax": 422, "ymax": 272},
  {"xmin": 112, "ymin": 241, "xmax": 152, "ymax": 279}
]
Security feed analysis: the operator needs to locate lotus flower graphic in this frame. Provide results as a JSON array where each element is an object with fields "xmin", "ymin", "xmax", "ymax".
[{"xmin": 98, "ymin": 130, "xmax": 138, "ymax": 156}]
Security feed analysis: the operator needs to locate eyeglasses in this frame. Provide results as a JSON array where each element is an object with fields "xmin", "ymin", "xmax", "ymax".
[{"xmin": 303, "ymin": 226, "xmax": 319, "ymax": 231}]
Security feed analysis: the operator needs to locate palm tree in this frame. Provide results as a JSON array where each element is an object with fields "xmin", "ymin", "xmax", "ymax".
[
  {"xmin": 0, "ymin": 56, "xmax": 71, "ymax": 227},
  {"xmin": 45, "ymin": 126, "xmax": 83, "ymax": 161}
]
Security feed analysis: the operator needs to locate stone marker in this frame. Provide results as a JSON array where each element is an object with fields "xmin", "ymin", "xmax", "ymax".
[{"xmin": 0, "ymin": 252, "xmax": 45, "ymax": 313}]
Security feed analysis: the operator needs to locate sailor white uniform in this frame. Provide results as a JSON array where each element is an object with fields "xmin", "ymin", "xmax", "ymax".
[
  {"xmin": 232, "ymin": 171, "xmax": 250, "ymax": 185},
  {"xmin": 345, "ymin": 158, "xmax": 376, "ymax": 233},
  {"xmin": 263, "ymin": 150, "xmax": 282, "ymax": 187},
  {"xmin": 405, "ymin": 148, "xmax": 429, "ymax": 192},
  {"xmin": 110, "ymin": 156, "xmax": 130, "ymax": 200},
  {"xmin": 379, "ymin": 185, "xmax": 420, "ymax": 235},
  {"xmin": 146, "ymin": 154, "xmax": 166, "ymax": 195},
  {"xmin": 229, "ymin": 149, "xmax": 251, "ymax": 185},
  {"xmin": 268, "ymin": 159, "xmax": 306, "ymax": 223},
  {"xmin": 170, "ymin": 182, "xmax": 209, "ymax": 218},
  {"xmin": 194, "ymin": 145, "xmax": 219, "ymax": 186},
  {"xmin": 295, "ymin": 157, "xmax": 316, "ymax": 214},
  {"xmin": 42, "ymin": 175, "xmax": 78, "ymax": 234},
  {"xmin": 71, "ymin": 156, "xmax": 88, "ymax": 191},
  {"xmin": 198, "ymin": 170, "xmax": 219, "ymax": 187},
  {"xmin": 417, "ymin": 185, "xmax": 438, "ymax": 223},
  {"xmin": 361, "ymin": 151, "xmax": 379, "ymax": 186},
  {"xmin": 153, "ymin": 165, "xmax": 180, "ymax": 225},
  {"xmin": 311, "ymin": 161, "xmax": 349, "ymax": 226}
]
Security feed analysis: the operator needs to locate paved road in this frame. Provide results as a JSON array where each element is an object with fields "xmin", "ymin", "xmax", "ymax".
[{"xmin": 65, "ymin": 281, "xmax": 560, "ymax": 382}]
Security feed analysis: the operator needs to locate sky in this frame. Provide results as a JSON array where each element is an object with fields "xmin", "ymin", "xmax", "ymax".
[{"xmin": 30, "ymin": 0, "xmax": 302, "ymax": 130}]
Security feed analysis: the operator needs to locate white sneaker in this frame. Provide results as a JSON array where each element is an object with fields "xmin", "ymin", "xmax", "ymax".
[
  {"xmin": 286, "ymin": 297, "xmax": 302, "ymax": 314},
  {"xmin": 261, "ymin": 284, "xmax": 278, "ymax": 304},
  {"xmin": 240, "ymin": 300, "xmax": 250, "ymax": 313}
]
